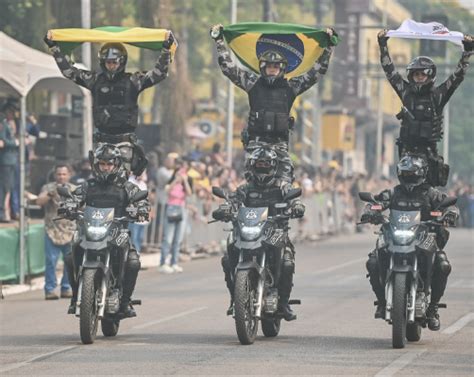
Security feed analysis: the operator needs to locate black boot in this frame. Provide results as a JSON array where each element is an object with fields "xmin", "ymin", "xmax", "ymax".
[
  {"xmin": 226, "ymin": 300, "xmax": 234, "ymax": 316},
  {"xmin": 374, "ymin": 301, "xmax": 386, "ymax": 319},
  {"xmin": 426, "ymin": 303, "xmax": 440, "ymax": 331},
  {"xmin": 120, "ymin": 299, "xmax": 137, "ymax": 318},
  {"xmin": 67, "ymin": 298, "xmax": 76, "ymax": 315},
  {"xmin": 278, "ymin": 296, "xmax": 296, "ymax": 321}
]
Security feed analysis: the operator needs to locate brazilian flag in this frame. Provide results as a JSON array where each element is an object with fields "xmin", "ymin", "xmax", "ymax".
[
  {"xmin": 223, "ymin": 22, "xmax": 340, "ymax": 79},
  {"xmin": 47, "ymin": 26, "xmax": 177, "ymax": 58}
]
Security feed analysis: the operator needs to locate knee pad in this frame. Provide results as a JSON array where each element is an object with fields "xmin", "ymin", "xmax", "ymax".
[
  {"xmin": 366, "ymin": 253, "xmax": 378, "ymax": 274},
  {"xmin": 127, "ymin": 250, "xmax": 141, "ymax": 272},
  {"xmin": 435, "ymin": 252, "xmax": 451, "ymax": 276}
]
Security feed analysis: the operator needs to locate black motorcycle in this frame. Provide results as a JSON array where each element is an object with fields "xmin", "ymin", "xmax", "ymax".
[
  {"xmin": 211, "ymin": 186, "xmax": 302, "ymax": 345},
  {"xmin": 57, "ymin": 186, "xmax": 147, "ymax": 344},
  {"xmin": 359, "ymin": 192, "xmax": 457, "ymax": 348}
]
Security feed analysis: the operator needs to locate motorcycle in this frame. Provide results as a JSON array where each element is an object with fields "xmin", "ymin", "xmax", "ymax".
[
  {"xmin": 211, "ymin": 186, "xmax": 302, "ymax": 345},
  {"xmin": 57, "ymin": 185, "xmax": 147, "ymax": 344},
  {"xmin": 359, "ymin": 191, "xmax": 457, "ymax": 348}
]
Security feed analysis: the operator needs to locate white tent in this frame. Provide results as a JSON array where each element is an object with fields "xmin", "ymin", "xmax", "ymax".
[{"xmin": 0, "ymin": 31, "xmax": 93, "ymax": 283}]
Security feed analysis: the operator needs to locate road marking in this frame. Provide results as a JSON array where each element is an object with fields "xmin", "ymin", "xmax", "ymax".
[
  {"xmin": 132, "ymin": 306, "xmax": 208, "ymax": 330},
  {"xmin": 442, "ymin": 312, "xmax": 474, "ymax": 335},
  {"xmin": 0, "ymin": 345, "xmax": 77, "ymax": 373},
  {"xmin": 374, "ymin": 348, "xmax": 427, "ymax": 377},
  {"xmin": 311, "ymin": 257, "xmax": 366, "ymax": 277}
]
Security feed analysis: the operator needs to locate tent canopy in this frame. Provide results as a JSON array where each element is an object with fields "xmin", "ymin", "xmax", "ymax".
[{"xmin": 0, "ymin": 31, "xmax": 85, "ymax": 97}]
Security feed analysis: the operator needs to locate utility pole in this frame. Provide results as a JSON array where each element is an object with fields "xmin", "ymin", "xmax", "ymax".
[
  {"xmin": 311, "ymin": 2, "xmax": 323, "ymax": 166},
  {"xmin": 81, "ymin": 0, "xmax": 93, "ymax": 154},
  {"xmin": 375, "ymin": 0, "xmax": 388, "ymax": 176},
  {"xmin": 263, "ymin": 0, "xmax": 274, "ymax": 22},
  {"xmin": 226, "ymin": 0, "xmax": 237, "ymax": 167}
]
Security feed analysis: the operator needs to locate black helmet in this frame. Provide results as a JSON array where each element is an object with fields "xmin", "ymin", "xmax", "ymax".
[
  {"xmin": 91, "ymin": 143, "xmax": 123, "ymax": 182},
  {"xmin": 397, "ymin": 154, "xmax": 428, "ymax": 191},
  {"xmin": 406, "ymin": 56, "xmax": 436, "ymax": 92},
  {"xmin": 259, "ymin": 50, "xmax": 287, "ymax": 84},
  {"xmin": 98, "ymin": 43, "xmax": 128, "ymax": 79},
  {"xmin": 247, "ymin": 144, "xmax": 278, "ymax": 186}
]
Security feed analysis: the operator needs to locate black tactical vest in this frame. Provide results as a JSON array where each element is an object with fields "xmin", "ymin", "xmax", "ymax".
[
  {"xmin": 92, "ymin": 73, "xmax": 139, "ymax": 135},
  {"xmin": 390, "ymin": 184, "xmax": 433, "ymax": 221},
  {"xmin": 399, "ymin": 87, "xmax": 443, "ymax": 145},
  {"xmin": 85, "ymin": 180, "xmax": 129, "ymax": 217},
  {"xmin": 247, "ymin": 78, "xmax": 296, "ymax": 142}
]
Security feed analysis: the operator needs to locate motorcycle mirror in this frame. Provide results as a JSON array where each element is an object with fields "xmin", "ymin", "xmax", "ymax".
[
  {"xmin": 130, "ymin": 190, "xmax": 148, "ymax": 203},
  {"xmin": 57, "ymin": 186, "xmax": 72, "ymax": 198},
  {"xmin": 436, "ymin": 196, "xmax": 457, "ymax": 209},
  {"xmin": 359, "ymin": 192, "xmax": 376, "ymax": 203},
  {"xmin": 284, "ymin": 188, "xmax": 302, "ymax": 201},
  {"xmin": 212, "ymin": 186, "xmax": 227, "ymax": 199}
]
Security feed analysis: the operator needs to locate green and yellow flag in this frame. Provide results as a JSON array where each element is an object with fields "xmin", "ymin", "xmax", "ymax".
[
  {"xmin": 47, "ymin": 26, "xmax": 177, "ymax": 58},
  {"xmin": 223, "ymin": 22, "xmax": 340, "ymax": 79}
]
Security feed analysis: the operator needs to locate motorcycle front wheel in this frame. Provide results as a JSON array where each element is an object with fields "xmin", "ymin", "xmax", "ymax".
[
  {"xmin": 261, "ymin": 318, "xmax": 281, "ymax": 337},
  {"xmin": 234, "ymin": 269, "xmax": 259, "ymax": 345},
  {"xmin": 392, "ymin": 273, "xmax": 408, "ymax": 349},
  {"xmin": 80, "ymin": 269, "xmax": 101, "ymax": 344}
]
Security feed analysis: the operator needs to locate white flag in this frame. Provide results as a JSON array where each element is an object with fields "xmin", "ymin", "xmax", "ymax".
[{"xmin": 386, "ymin": 19, "xmax": 464, "ymax": 48}]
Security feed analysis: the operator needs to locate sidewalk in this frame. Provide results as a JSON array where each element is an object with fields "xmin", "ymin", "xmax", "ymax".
[{"xmin": 1, "ymin": 248, "xmax": 218, "ymax": 298}]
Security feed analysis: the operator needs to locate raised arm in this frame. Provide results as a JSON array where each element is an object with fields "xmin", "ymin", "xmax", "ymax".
[
  {"xmin": 435, "ymin": 36, "xmax": 473, "ymax": 109},
  {"xmin": 378, "ymin": 30, "xmax": 407, "ymax": 100},
  {"xmin": 210, "ymin": 24, "xmax": 258, "ymax": 92},
  {"xmin": 131, "ymin": 32, "xmax": 173, "ymax": 93},
  {"xmin": 44, "ymin": 33, "xmax": 97, "ymax": 90}
]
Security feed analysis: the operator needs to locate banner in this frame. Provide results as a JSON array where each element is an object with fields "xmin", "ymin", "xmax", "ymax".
[
  {"xmin": 223, "ymin": 22, "xmax": 340, "ymax": 79},
  {"xmin": 386, "ymin": 20, "xmax": 464, "ymax": 47},
  {"xmin": 48, "ymin": 26, "xmax": 178, "ymax": 57}
]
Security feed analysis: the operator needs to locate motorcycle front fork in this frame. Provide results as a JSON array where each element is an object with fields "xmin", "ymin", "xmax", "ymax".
[
  {"xmin": 254, "ymin": 253, "xmax": 266, "ymax": 319},
  {"xmin": 385, "ymin": 257, "xmax": 418, "ymax": 323}
]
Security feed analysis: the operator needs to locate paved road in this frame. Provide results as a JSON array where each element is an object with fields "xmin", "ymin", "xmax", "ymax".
[{"xmin": 1, "ymin": 229, "xmax": 473, "ymax": 375}]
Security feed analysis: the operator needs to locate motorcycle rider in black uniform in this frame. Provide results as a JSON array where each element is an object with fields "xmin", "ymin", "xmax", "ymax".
[
  {"xmin": 210, "ymin": 24, "xmax": 335, "ymax": 189},
  {"xmin": 363, "ymin": 154, "xmax": 458, "ymax": 330},
  {"xmin": 64, "ymin": 144, "xmax": 150, "ymax": 317},
  {"xmin": 377, "ymin": 30, "xmax": 473, "ymax": 187},
  {"xmin": 44, "ymin": 32, "xmax": 175, "ymax": 176},
  {"xmin": 213, "ymin": 145, "xmax": 305, "ymax": 321}
]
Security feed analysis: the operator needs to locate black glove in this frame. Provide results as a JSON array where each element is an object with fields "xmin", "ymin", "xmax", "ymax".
[
  {"xmin": 162, "ymin": 31, "xmax": 175, "ymax": 49},
  {"xmin": 212, "ymin": 203, "xmax": 232, "ymax": 221},
  {"xmin": 361, "ymin": 211, "xmax": 383, "ymax": 224},
  {"xmin": 462, "ymin": 35, "xmax": 474, "ymax": 52},
  {"xmin": 377, "ymin": 29, "xmax": 389, "ymax": 47},
  {"xmin": 291, "ymin": 202, "xmax": 305, "ymax": 218},
  {"xmin": 43, "ymin": 33, "xmax": 57, "ymax": 48},
  {"xmin": 443, "ymin": 211, "xmax": 458, "ymax": 226},
  {"xmin": 210, "ymin": 24, "xmax": 224, "ymax": 41}
]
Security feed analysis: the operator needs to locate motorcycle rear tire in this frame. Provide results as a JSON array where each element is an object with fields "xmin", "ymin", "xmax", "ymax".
[
  {"xmin": 392, "ymin": 273, "xmax": 408, "ymax": 349},
  {"xmin": 80, "ymin": 269, "xmax": 101, "ymax": 344},
  {"xmin": 406, "ymin": 322, "xmax": 421, "ymax": 342},
  {"xmin": 234, "ymin": 269, "xmax": 259, "ymax": 345},
  {"xmin": 101, "ymin": 318, "xmax": 120, "ymax": 337},
  {"xmin": 261, "ymin": 318, "xmax": 281, "ymax": 337}
]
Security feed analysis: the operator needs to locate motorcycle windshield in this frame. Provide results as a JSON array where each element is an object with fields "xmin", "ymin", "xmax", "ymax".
[
  {"xmin": 237, "ymin": 207, "xmax": 268, "ymax": 226},
  {"xmin": 389, "ymin": 210, "xmax": 421, "ymax": 245},
  {"xmin": 84, "ymin": 207, "xmax": 114, "ymax": 241}
]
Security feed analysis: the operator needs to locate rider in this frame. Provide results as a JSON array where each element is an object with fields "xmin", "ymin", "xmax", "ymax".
[
  {"xmin": 44, "ymin": 32, "xmax": 175, "ymax": 176},
  {"xmin": 377, "ymin": 30, "xmax": 473, "ymax": 187},
  {"xmin": 64, "ymin": 144, "xmax": 150, "ymax": 317},
  {"xmin": 362, "ymin": 154, "xmax": 458, "ymax": 330},
  {"xmin": 213, "ymin": 144, "xmax": 305, "ymax": 321},
  {"xmin": 210, "ymin": 24, "xmax": 336, "ymax": 188}
]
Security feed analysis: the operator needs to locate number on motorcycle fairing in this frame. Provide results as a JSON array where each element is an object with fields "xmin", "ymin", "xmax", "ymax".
[
  {"xmin": 115, "ymin": 233, "xmax": 128, "ymax": 246},
  {"xmin": 371, "ymin": 204, "xmax": 383, "ymax": 210}
]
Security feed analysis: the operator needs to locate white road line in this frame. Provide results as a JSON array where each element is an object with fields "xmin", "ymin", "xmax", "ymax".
[
  {"xmin": 0, "ymin": 345, "xmax": 77, "ymax": 374},
  {"xmin": 132, "ymin": 306, "xmax": 208, "ymax": 330},
  {"xmin": 442, "ymin": 312, "xmax": 474, "ymax": 335},
  {"xmin": 374, "ymin": 348, "xmax": 427, "ymax": 377},
  {"xmin": 312, "ymin": 257, "xmax": 366, "ymax": 277}
]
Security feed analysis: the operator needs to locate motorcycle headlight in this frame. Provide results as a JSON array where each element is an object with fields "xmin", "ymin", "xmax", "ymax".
[
  {"xmin": 86, "ymin": 225, "xmax": 109, "ymax": 241},
  {"xmin": 241, "ymin": 225, "xmax": 263, "ymax": 241},
  {"xmin": 393, "ymin": 229, "xmax": 416, "ymax": 244}
]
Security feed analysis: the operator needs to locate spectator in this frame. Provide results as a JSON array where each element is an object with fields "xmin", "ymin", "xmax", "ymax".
[
  {"xmin": 70, "ymin": 158, "xmax": 93, "ymax": 185},
  {"xmin": 36, "ymin": 164, "xmax": 75, "ymax": 300},
  {"xmin": 159, "ymin": 162, "xmax": 192, "ymax": 274},
  {"xmin": 0, "ymin": 103, "xmax": 19, "ymax": 223},
  {"xmin": 128, "ymin": 171, "xmax": 149, "ymax": 253}
]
